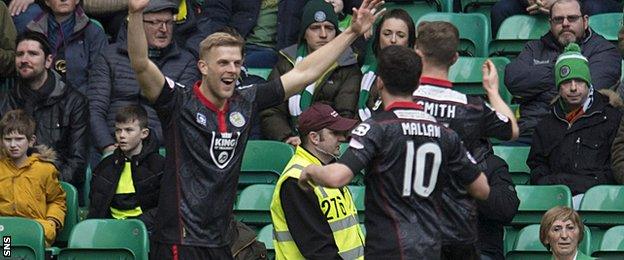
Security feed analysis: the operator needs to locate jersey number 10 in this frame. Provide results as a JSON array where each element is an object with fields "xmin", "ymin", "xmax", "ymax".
[{"xmin": 402, "ymin": 142, "xmax": 441, "ymax": 198}]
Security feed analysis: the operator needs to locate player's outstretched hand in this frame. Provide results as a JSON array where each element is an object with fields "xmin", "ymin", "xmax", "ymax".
[
  {"xmin": 350, "ymin": 0, "xmax": 385, "ymax": 36},
  {"xmin": 481, "ymin": 59, "xmax": 499, "ymax": 95},
  {"xmin": 129, "ymin": 0, "xmax": 149, "ymax": 14}
]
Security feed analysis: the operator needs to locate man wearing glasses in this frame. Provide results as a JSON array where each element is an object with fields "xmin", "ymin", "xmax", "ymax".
[
  {"xmin": 504, "ymin": 0, "xmax": 620, "ymax": 145},
  {"xmin": 88, "ymin": 0, "xmax": 200, "ymax": 157}
]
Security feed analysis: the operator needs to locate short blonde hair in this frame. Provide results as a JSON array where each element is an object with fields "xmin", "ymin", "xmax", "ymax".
[
  {"xmin": 199, "ymin": 30, "xmax": 244, "ymax": 60},
  {"xmin": 539, "ymin": 206, "xmax": 584, "ymax": 250}
]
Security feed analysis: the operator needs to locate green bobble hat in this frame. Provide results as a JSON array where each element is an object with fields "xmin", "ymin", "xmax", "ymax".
[
  {"xmin": 299, "ymin": 0, "xmax": 340, "ymax": 40},
  {"xmin": 554, "ymin": 43, "xmax": 591, "ymax": 88}
]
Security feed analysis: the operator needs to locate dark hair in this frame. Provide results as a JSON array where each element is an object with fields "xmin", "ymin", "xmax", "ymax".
[
  {"xmin": 0, "ymin": 109, "xmax": 36, "ymax": 140},
  {"xmin": 372, "ymin": 9, "xmax": 416, "ymax": 57},
  {"xmin": 415, "ymin": 21, "xmax": 459, "ymax": 68},
  {"xmin": 550, "ymin": 0, "xmax": 585, "ymax": 17},
  {"xmin": 115, "ymin": 105, "xmax": 148, "ymax": 129},
  {"xmin": 377, "ymin": 45, "xmax": 422, "ymax": 96},
  {"xmin": 16, "ymin": 31, "xmax": 52, "ymax": 57}
]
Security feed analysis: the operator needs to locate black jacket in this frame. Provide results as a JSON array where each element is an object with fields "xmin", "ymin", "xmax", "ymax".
[
  {"xmin": 528, "ymin": 90, "xmax": 622, "ymax": 195},
  {"xmin": 88, "ymin": 25, "xmax": 200, "ymax": 150},
  {"xmin": 505, "ymin": 29, "xmax": 620, "ymax": 138},
  {"xmin": 1, "ymin": 70, "xmax": 88, "ymax": 186},
  {"xmin": 87, "ymin": 132, "xmax": 164, "ymax": 231}
]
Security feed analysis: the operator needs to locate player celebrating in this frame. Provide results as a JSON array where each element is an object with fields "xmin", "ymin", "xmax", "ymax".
[
  {"xmin": 300, "ymin": 45, "xmax": 490, "ymax": 259},
  {"xmin": 126, "ymin": 0, "xmax": 384, "ymax": 258},
  {"xmin": 412, "ymin": 22, "xmax": 519, "ymax": 259}
]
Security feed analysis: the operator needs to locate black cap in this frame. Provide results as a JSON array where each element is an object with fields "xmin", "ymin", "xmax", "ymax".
[{"xmin": 144, "ymin": 0, "xmax": 178, "ymax": 14}]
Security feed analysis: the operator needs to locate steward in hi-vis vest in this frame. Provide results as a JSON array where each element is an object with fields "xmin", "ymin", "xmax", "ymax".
[{"xmin": 269, "ymin": 103, "xmax": 364, "ymax": 259}]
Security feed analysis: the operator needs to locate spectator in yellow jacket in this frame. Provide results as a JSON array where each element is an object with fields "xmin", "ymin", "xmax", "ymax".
[{"xmin": 0, "ymin": 109, "xmax": 66, "ymax": 247}]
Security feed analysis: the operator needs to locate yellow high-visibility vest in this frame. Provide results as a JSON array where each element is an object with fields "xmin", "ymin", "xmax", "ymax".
[{"xmin": 270, "ymin": 146, "xmax": 364, "ymax": 260}]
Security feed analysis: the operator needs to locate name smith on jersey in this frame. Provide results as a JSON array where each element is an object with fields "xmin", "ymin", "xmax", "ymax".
[{"xmin": 416, "ymin": 100, "xmax": 457, "ymax": 118}]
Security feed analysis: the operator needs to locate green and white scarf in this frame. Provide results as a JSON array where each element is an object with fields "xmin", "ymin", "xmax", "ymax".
[
  {"xmin": 288, "ymin": 44, "xmax": 338, "ymax": 118},
  {"xmin": 358, "ymin": 57, "xmax": 377, "ymax": 121}
]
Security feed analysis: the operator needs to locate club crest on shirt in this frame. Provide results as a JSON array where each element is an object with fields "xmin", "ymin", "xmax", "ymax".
[
  {"xmin": 229, "ymin": 112, "xmax": 246, "ymax": 128},
  {"xmin": 196, "ymin": 113, "xmax": 207, "ymax": 126},
  {"xmin": 210, "ymin": 131, "xmax": 240, "ymax": 169}
]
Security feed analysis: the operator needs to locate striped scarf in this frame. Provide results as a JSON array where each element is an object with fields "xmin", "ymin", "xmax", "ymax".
[
  {"xmin": 358, "ymin": 58, "xmax": 377, "ymax": 121},
  {"xmin": 288, "ymin": 44, "xmax": 338, "ymax": 118}
]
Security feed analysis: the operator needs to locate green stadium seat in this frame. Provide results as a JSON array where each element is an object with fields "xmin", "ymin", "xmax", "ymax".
[
  {"xmin": 492, "ymin": 145, "xmax": 530, "ymax": 185},
  {"xmin": 347, "ymin": 185, "xmax": 366, "ymax": 223},
  {"xmin": 56, "ymin": 182, "xmax": 79, "ymax": 245},
  {"xmin": 246, "ymin": 67, "xmax": 272, "ymax": 80},
  {"xmin": 257, "ymin": 224, "xmax": 275, "ymax": 259},
  {"xmin": 512, "ymin": 185, "xmax": 573, "ymax": 225},
  {"xmin": 418, "ymin": 12, "xmax": 491, "ymax": 57},
  {"xmin": 588, "ymin": 13, "xmax": 622, "ymax": 43},
  {"xmin": 0, "ymin": 217, "xmax": 46, "ymax": 260},
  {"xmin": 506, "ymin": 224, "xmax": 591, "ymax": 259},
  {"xmin": 235, "ymin": 184, "xmax": 275, "ymax": 225},
  {"xmin": 579, "ymin": 185, "xmax": 624, "ymax": 226},
  {"xmin": 489, "ymin": 15, "xmax": 549, "ymax": 58},
  {"xmin": 448, "ymin": 57, "xmax": 511, "ymax": 103},
  {"xmin": 592, "ymin": 225, "xmax": 624, "ymax": 259},
  {"xmin": 58, "ymin": 219, "xmax": 149, "ymax": 260},
  {"xmin": 241, "ymin": 140, "xmax": 294, "ymax": 187},
  {"xmin": 385, "ymin": 1, "xmax": 442, "ymax": 25}
]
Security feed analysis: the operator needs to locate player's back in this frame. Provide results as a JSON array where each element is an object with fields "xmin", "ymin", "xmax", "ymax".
[
  {"xmin": 413, "ymin": 78, "xmax": 512, "ymax": 164},
  {"xmin": 349, "ymin": 103, "xmax": 481, "ymax": 259}
]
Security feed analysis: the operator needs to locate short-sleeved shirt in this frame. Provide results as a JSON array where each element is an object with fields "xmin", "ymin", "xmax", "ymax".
[
  {"xmin": 152, "ymin": 77, "xmax": 284, "ymax": 247},
  {"xmin": 412, "ymin": 77, "xmax": 513, "ymax": 245},
  {"xmin": 339, "ymin": 101, "xmax": 481, "ymax": 259}
]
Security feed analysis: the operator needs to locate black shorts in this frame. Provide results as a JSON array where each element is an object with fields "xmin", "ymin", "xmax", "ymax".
[{"xmin": 150, "ymin": 242, "xmax": 233, "ymax": 260}]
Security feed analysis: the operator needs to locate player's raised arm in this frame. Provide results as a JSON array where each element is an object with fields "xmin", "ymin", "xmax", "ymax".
[
  {"xmin": 299, "ymin": 163, "xmax": 354, "ymax": 190},
  {"xmin": 127, "ymin": 0, "xmax": 166, "ymax": 103},
  {"xmin": 466, "ymin": 173, "xmax": 490, "ymax": 200},
  {"xmin": 482, "ymin": 59, "xmax": 519, "ymax": 140},
  {"xmin": 280, "ymin": 0, "xmax": 385, "ymax": 99}
]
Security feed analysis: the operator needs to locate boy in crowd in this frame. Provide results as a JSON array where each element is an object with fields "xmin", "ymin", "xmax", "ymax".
[
  {"xmin": 0, "ymin": 109, "xmax": 66, "ymax": 247},
  {"xmin": 88, "ymin": 105, "xmax": 163, "ymax": 233}
]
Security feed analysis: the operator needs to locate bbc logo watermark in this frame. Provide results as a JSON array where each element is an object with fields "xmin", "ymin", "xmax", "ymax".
[{"xmin": 2, "ymin": 236, "xmax": 10, "ymax": 257}]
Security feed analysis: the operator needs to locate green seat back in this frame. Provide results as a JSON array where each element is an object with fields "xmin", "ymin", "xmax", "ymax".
[
  {"xmin": 257, "ymin": 224, "xmax": 275, "ymax": 260},
  {"xmin": 58, "ymin": 248, "xmax": 135, "ymax": 260},
  {"xmin": 348, "ymin": 185, "xmax": 366, "ymax": 223},
  {"xmin": 512, "ymin": 185, "xmax": 573, "ymax": 225},
  {"xmin": 507, "ymin": 224, "xmax": 591, "ymax": 259},
  {"xmin": 385, "ymin": 1, "xmax": 441, "ymax": 25},
  {"xmin": 418, "ymin": 12, "xmax": 490, "ymax": 57},
  {"xmin": 65, "ymin": 219, "xmax": 149, "ymax": 260},
  {"xmin": 579, "ymin": 185, "xmax": 624, "ymax": 226},
  {"xmin": 592, "ymin": 225, "xmax": 624, "ymax": 258},
  {"xmin": 241, "ymin": 140, "xmax": 294, "ymax": 186},
  {"xmin": 0, "ymin": 217, "xmax": 46, "ymax": 260},
  {"xmin": 489, "ymin": 15, "xmax": 549, "ymax": 58},
  {"xmin": 83, "ymin": 165, "xmax": 93, "ymax": 208},
  {"xmin": 448, "ymin": 57, "xmax": 511, "ymax": 104},
  {"xmin": 588, "ymin": 13, "xmax": 622, "ymax": 42},
  {"xmin": 235, "ymin": 184, "xmax": 275, "ymax": 225},
  {"xmin": 246, "ymin": 68, "xmax": 272, "ymax": 80},
  {"xmin": 493, "ymin": 145, "xmax": 530, "ymax": 184},
  {"xmin": 57, "ymin": 182, "xmax": 79, "ymax": 243}
]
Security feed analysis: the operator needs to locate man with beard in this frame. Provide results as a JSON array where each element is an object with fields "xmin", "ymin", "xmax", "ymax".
[
  {"xmin": 504, "ymin": 0, "xmax": 620, "ymax": 144},
  {"xmin": 0, "ymin": 31, "xmax": 88, "ymax": 197}
]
